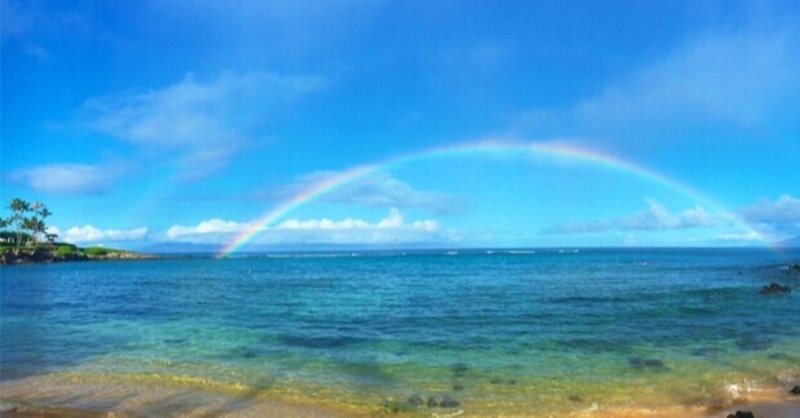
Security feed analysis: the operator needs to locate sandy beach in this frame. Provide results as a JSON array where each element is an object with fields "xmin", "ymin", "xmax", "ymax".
[{"xmin": 2, "ymin": 373, "xmax": 799, "ymax": 417}]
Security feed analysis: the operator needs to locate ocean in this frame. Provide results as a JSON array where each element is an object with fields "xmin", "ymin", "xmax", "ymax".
[{"xmin": 1, "ymin": 248, "xmax": 799, "ymax": 416}]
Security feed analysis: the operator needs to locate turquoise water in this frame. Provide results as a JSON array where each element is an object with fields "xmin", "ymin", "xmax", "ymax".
[{"xmin": 1, "ymin": 248, "xmax": 799, "ymax": 415}]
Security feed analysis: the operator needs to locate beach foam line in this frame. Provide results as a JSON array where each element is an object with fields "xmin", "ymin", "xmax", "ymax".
[{"xmin": 218, "ymin": 138, "xmax": 778, "ymax": 257}]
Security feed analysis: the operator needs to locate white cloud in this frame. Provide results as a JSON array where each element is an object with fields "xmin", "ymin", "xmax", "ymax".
[
  {"xmin": 166, "ymin": 218, "xmax": 248, "ymax": 239},
  {"xmin": 11, "ymin": 164, "xmax": 117, "ymax": 194},
  {"xmin": 78, "ymin": 71, "xmax": 325, "ymax": 180},
  {"xmin": 739, "ymin": 194, "xmax": 800, "ymax": 239},
  {"xmin": 51, "ymin": 225, "xmax": 149, "ymax": 244},
  {"xmin": 165, "ymin": 208, "xmax": 449, "ymax": 244},
  {"xmin": 741, "ymin": 194, "xmax": 800, "ymax": 224},
  {"xmin": 279, "ymin": 170, "xmax": 458, "ymax": 213},
  {"xmin": 274, "ymin": 208, "xmax": 436, "ymax": 231},
  {"xmin": 714, "ymin": 231, "xmax": 764, "ymax": 242},
  {"xmin": 543, "ymin": 199, "xmax": 720, "ymax": 234}
]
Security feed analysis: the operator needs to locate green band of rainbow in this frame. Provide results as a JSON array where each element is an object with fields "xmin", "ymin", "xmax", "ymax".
[{"xmin": 218, "ymin": 139, "xmax": 773, "ymax": 256}]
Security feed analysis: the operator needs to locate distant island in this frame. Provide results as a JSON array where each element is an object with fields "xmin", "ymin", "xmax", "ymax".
[{"xmin": 0, "ymin": 198, "xmax": 154, "ymax": 265}]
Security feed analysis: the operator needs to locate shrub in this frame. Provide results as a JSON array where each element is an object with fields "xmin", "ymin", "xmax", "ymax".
[
  {"xmin": 84, "ymin": 247, "xmax": 109, "ymax": 256},
  {"xmin": 56, "ymin": 246, "xmax": 76, "ymax": 256}
]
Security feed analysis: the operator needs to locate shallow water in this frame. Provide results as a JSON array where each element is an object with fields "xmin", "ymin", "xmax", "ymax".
[{"xmin": 1, "ymin": 248, "xmax": 799, "ymax": 416}]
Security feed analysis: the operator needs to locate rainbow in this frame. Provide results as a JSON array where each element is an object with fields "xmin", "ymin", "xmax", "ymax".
[{"xmin": 218, "ymin": 138, "xmax": 772, "ymax": 256}]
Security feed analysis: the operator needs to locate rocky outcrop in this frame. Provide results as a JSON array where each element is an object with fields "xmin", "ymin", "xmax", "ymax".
[
  {"xmin": 726, "ymin": 411, "xmax": 755, "ymax": 418},
  {"xmin": 759, "ymin": 283, "xmax": 791, "ymax": 295},
  {"xmin": 0, "ymin": 247, "xmax": 156, "ymax": 265},
  {"xmin": 425, "ymin": 395, "xmax": 460, "ymax": 408}
]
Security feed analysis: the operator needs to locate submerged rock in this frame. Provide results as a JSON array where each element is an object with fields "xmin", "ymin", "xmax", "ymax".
[
  {"xmin": 568, "ymin": 395, "xmax": 583, "ymax": 403},
  {"xmin": 450, "ymin": 362, "xmax": 469, "ymax": 376},
  {"xmin": 726, "ymin": 411, "xmax": 755, "ymax": 418},
  {"xmin": 440, "ymin": 395, "xmax": 460, "ymax": 408},
  {"xmin": 759, "ymin": 283, "xmax": 791, "ymax": 295},
  {"xmin": 790, "ymin": 385, "xmax": 800, "ymax": 395},
  {"xmin": 735, "ymin": 337, "xmax": 772, "ymax": 351},
  {"xmin": 690, "ymin": 347, "xmax": 725, "ymax": 357},
  {"xmin": 767, "ymin": 352, "xmax": 794, "ymax": 361},
  {"xmin": 407, "ymin": 395, "xmax": 424, "ymax": 406},
  {"xmin": 628, "ymin": 357, "xmax": 666, "ymax": 369},
  {"xmin": 425, "ymin": 395, "xmax": 460, "ymax": 408}
]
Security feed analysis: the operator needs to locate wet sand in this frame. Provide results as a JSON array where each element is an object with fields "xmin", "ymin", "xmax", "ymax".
[
  {"xmin": 2, "ymin": 374, "xmax": 799, "ymax": 417},
  {"xmin": 0, "ymin": 375, "xmax": 364, "ymax": 418}
]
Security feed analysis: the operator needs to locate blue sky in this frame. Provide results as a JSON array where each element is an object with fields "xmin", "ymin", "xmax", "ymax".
[{"xmin": 2, "ymin": 0, "xmax": 799, "ymax": 250}]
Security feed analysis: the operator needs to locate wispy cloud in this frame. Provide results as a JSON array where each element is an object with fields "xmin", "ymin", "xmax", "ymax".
[
  {"xmin": 10, "ymin": 163, "xmax": 121, "ymax": 194},
  {"xmin": 278, "ymin": 171, "xmax": 459, "ymax": 213},
  {"xmin": 78, "ymin": 71, "xmax": 326, "ymax": 180},
  {"xmin": 543, "ymin": 199, "xmax": 720, "ymax": 234},
  {"xmin": 740, "ymin": 194, "xmax": 800, "ymax": 238},
  {"xmin": 164, "ymin": 208, "xmax": 452, "ymax": 244},
  {"xmin": 49, "ymin": 225, "xmax": 149, "ymax": 244},
  {"xmin": 514, "ymin": 26, "xmax": 800, "ymax": 139},
  {"xmin": 1, "ymin": 0, "xmax": 92, "ymax": 59}
]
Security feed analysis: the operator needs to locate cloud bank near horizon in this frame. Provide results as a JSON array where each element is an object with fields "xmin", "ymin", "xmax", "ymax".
[
  {"xmin": 542, "ymin": 199, "xmax": 721, "ymax": 235},
  {"xmin": 163, "ymin": 208, "xmax": 453, "ymax": 245}
]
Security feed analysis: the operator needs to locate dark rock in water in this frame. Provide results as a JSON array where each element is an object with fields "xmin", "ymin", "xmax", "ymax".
[
  {"xmin": 759, "ymin": 282, "xmax": 791, "ymax": 295},
  {"xmin": 440, "ymin": 396, "xmax": 460, "ymax": 408},
  {"xmin": 790, "ymin": 385, "xmax": 800, "ymax": 395},
  {"xmin": 690, "ymin": 347, "xmax": 724, "ymax": 357},
  {"xmin": 452, "ymin": 384, "xmax": 464, "ymax": 391},
  {"xmin": 407, "ymin": 395, "xmax": 424, "ymax": 406},
  {"xmin": 278, "ymin": 333, "xmax": 364, "ymax": 349},
  {"xmin": 239, "ymin": 349, "xmax": 258, "ymax": 358},
  {"xmin": 767, "ymin": 352, "xmax": 793, "ymax": 361},
  {"xmin": 427, "ymin": 396, "xmax": 442, "ymax": 408},
  {"xmin": 628, "ymin": 357, "xmax": 666, "ymax": 369},
  {"xmin": 450, "ymin": 362, "xmax": 469, "ymax": 376},
  {"xmin": 735, "ymin": 337, "xmax": 772, "ymax": 352},
  {"xmin": 568, "ymin": 395, "xmax": 583, "ymax": 403},
  {"xmin": 790, "ymin": 263, "xmax": 800, "ymax": 273},
  {"xmin": 726, "ymin": 411, "xmax": 755, "ymax": 418},
  {"xmin": 490, "ymin": 377, "xmax": 503, "ymax": 384},
  {"xmin": 507, "ymin": 379, "xmax": 517, "ymax": 385}
]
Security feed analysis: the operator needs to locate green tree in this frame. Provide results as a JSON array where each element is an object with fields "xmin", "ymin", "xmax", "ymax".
[
  {"xmin": 2, "ymin": 199, "xmax": 56, "ymax": 248},
  {"xmin": 8, "ymin": 198, "xmax": 30, "ymax": 248}
]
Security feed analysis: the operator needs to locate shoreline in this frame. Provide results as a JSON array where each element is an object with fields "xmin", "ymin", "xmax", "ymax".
[
  {"xmin": 1, "ymin": 373, "xmax": 799, "ymax": 417},
  {"xmin": 0, "ymin": 248, "xmax": 158, "ymax": 266}
]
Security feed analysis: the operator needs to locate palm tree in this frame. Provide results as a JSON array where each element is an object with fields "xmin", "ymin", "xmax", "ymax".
[{"xmin": 8, "ymin": 198, "xmax": 30, "ymax": 248}]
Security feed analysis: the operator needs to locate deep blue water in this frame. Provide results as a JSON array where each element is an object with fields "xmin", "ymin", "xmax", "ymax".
[{"xmin": 1, "ymin": 248, "xmax": 799, "ymax": 413}]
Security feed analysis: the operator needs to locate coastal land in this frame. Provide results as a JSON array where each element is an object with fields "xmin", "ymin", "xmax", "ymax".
[{"xmin": 0, "ymin": 244, "xmax": 156, "ymax": 265}]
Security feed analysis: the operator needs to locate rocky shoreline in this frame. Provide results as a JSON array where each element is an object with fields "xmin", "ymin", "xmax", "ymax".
[{"xmin": 0, "ymin": 247, "xmax": 157, "ymax": 265}]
